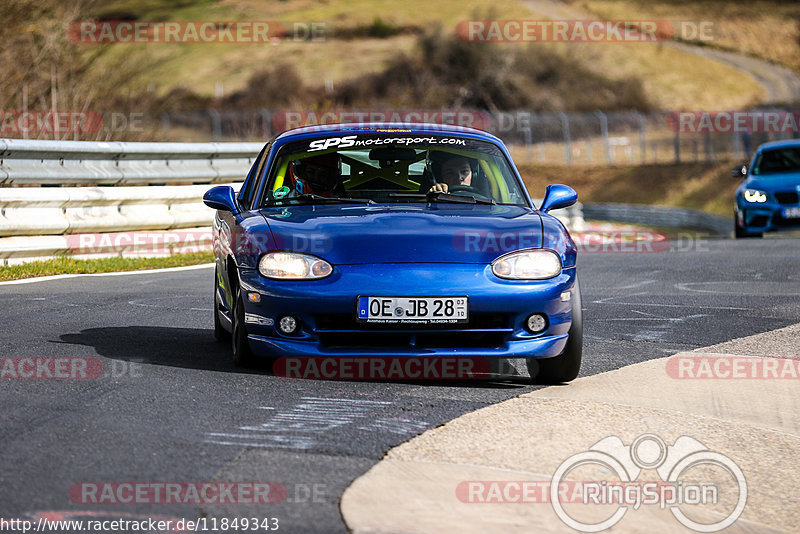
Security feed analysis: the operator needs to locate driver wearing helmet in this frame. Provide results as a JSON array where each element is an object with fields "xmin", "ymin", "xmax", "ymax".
[
  {"xmin": 427, "ymin": 151, "xmax": 474, "ymax": 194},
  {"xmin": 289, "ymin": 153, "xmax": 344, "ymax": 197}
]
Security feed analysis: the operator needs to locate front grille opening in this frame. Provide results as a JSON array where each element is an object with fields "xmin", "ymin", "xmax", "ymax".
[
  {"xmin": 773, "ymin": 214, "xmax": 800, "ymax": 226},
  {"xmin": 318, "ymin": 331, "xmax": 506, "ymax": 349},
  {"xmin": 775, "ymin": 191, "xmax": 799, "ymax": 205},
  {"xmin": 416, "ymin": 332, "xmax": 506, "ymax": 348}
]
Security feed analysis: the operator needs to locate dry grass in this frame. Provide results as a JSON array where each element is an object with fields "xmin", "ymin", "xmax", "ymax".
[{"xmin": 577, "ymin": 0, "xmax": 800, "ymax": 74}]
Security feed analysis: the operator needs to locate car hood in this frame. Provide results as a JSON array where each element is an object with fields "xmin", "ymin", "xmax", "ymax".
[
  {"xmin": 745, "ymin": 171, "xmax": 800, "ymax": 192},
  {"xmin": 258, "ymin": 204, "xmax": 543, "ymax": 264}
]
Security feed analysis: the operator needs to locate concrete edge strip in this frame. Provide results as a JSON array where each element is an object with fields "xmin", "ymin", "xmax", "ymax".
[{"xmin": 340, "ymin": 325, "xmax": 800, "ymax": 533}]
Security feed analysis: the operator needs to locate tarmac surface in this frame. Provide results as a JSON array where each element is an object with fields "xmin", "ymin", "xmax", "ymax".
[{"xmin": 0, "ymin": 236, "xmax": 798, "ymax": 532}]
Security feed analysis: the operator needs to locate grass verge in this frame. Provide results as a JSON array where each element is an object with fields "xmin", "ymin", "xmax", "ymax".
[
  {"xmin": 0, "ymin": 251, "xmax": 214, "ymax": 282},
  {"xmin": 580, "ymin": 0, "xmax": 800, "ymax": 74}
]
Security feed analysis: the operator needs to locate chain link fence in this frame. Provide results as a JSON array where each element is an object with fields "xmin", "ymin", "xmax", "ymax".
[{"xmin": 153, "ymin": 108, "xmax": 799, "ymax": 164}]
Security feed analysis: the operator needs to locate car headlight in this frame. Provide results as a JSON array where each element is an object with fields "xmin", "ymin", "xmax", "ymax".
[
  {"xmin": 258, "ymin": 252, "xmax": 332, "ymax": 280},
  {"xmin": 743, "ymin": 189, "xmax": 768, "ymax": 203},
  {"xmin": 492, "ymin": 249, "xmax": 561, "ymax": 280}
]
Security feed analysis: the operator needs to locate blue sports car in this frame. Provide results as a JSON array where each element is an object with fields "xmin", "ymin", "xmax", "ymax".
[
  {"xmin": 734, "ymin": 139, "xmax": 800, "ymax": 238},
  {"xmin": 204, "ymin": 123, "xmax": 581, "ymax": 383}
]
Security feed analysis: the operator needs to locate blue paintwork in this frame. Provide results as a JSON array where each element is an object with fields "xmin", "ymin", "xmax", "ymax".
[
  {"xmin": 540, "ymin": 184, "xmax": 578, "ymax": 213},
  {"xmin": 735, "ymin": 139, "xmax": 800, "ymax": 234},
  {"xmin": 203, "ymin": 185, "xmax": 239, "ymax": 214},
  {"xmin": 211, "ymin": 123, "xmax": 579, "ymax": 359}
]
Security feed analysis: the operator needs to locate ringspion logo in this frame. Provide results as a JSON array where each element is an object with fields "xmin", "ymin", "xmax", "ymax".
[{"xmin": 550, "ymin": 434, "xmax": 746, "ymax": 532}]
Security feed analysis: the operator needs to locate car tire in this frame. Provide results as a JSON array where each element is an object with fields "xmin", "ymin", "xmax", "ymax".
[
  {"xmin": 232, "ymin": 286, "xmax": 255, "ymax": 367},
  {"xmin": 213, "ymin": 268, "xmax": 231, "ymax": 342},
  {"xmin": 527, "ymin": 278, "xmax": 583, "ymax": 384}
]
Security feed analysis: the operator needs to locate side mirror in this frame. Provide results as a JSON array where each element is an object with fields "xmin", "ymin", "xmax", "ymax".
[
  {"xmin": 203, "ymin": 185, "xmax": 239, "ymax": 213},
  {"xmin": 539, "ymin": 184, "xmax": 577, "ymax": 213},
  {"xmin": 732, "ymin": 165, "xmax": 747, "ymax": 177}
]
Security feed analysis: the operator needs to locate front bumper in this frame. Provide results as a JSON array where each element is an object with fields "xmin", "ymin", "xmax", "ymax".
[
  {"xmin": 237, "ymin": 263, "xmax": 576, "ymax": 359},
  {"xmin": 736, "ymin": 201, "xmax": 800, "ymax": 232}
]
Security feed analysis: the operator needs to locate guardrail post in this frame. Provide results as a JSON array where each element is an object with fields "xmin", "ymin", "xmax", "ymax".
[
  {"xmin": 634, "ymin": 112, "xmax": 646, "ymax": 163},
  {"xmin": 673, "ymin": 132, "xmax": 680, "ymax": 163},
  {"xmin": 704, "ymin": 131, "xmax": 715, "ymax": 162},
  {"xmin": 594, "ymin": 110, "xmax": 610, "ymax": 163},
  {"xmin": 558, "ymin": 112, "xmax": 571, "ymax": 165},
  {"xmin": 209, "ymin": 109, "xmax": 222, "ymax": 141},
  {"xmin": 520, "ymin": 112, "xmax": 533, "ymax": 160},
  {"xmin": 260, "ymin": 109, "xmax": 273, "ymax": 139}
]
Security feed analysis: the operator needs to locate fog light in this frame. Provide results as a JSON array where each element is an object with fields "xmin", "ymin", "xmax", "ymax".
[
  {"xmin": 278, "ymin": 315, "xmax": 298, "ymax": 334},
  {"xmin": 526, "ymin": 313, "xmax": 548, "ymax": 334}
]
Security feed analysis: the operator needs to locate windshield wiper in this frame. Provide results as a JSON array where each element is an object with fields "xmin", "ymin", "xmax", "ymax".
[
  {"xmin": 389, "ymin": 191, "xmax": 496, "ymax": 205},
  {"xmin": 274, "ymin": 194, "xmax": 375, "ymax": 205}
]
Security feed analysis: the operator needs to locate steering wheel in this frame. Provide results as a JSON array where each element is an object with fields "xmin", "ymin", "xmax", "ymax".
[
  {"xmin": 447, "ymin": 185, "xmax": 474, "ymax": 193},
  {"xmin": 447, "ymin": 184, "xmax": 493, "ymax": 201}
]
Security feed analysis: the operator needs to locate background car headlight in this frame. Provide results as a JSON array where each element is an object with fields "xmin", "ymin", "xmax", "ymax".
[
  {"xmin": 743, "ymin": 189, "xmax": 768, "ymax": 203},
  {"xmin": 259, "ymin": 252, "xmax": 333, "ymax": 280},
  {"xmin": 492, "ymin": 250, "xmax": 561, "ymax": 280}
]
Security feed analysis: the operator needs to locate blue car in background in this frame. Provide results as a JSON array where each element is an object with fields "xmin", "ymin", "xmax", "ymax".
[
  {"xmin": 734, "ymin": 139, "xmax": 800, "ymax": 238},
  {"xmin": 203, "ymin": 123, "xmax": 581, "ymax": 383}
]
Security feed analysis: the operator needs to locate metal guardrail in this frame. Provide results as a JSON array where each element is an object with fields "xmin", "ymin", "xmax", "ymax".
[
  {"xmin": 0, "ymin": 138, "xmax": 263, "ymax": 185},
  {"xmin": 582, "ymin": 203, "xmax": 730, "ymax": 236},
  {"xmin": 0, "ymin": 138, "xmax": 585, "ymax": 264},
  {"xmin": 0, "ymin": 184, "xmax": 227, "ymax": 237}
]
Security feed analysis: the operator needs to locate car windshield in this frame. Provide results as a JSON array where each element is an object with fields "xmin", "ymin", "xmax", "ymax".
[
  {"xmin": 259, "ymin": 134, "xmax": 530, "ymax": 207},
  {"xmin": 751, "ymin": 147, "xmax": 800, "ymax": 175}
]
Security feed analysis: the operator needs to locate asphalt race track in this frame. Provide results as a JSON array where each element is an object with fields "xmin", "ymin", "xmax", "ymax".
[{"xmin": 1, "ymin": 237, "xmax": 799, "ymax": 533}]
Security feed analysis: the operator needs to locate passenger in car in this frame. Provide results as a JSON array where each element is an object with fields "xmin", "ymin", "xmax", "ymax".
[{"xmin": 289, "ymin": 153, "xmax": 345, "ymax": 196}]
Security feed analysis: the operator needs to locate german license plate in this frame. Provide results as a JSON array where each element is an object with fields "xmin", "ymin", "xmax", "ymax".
[
  {"xmin": 357, "ymin": 296, "xmax": 468, "ymax": 325},
  {"xmin": 783, "ymin": 207, "xmax": 800, "ymax": 219}
]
